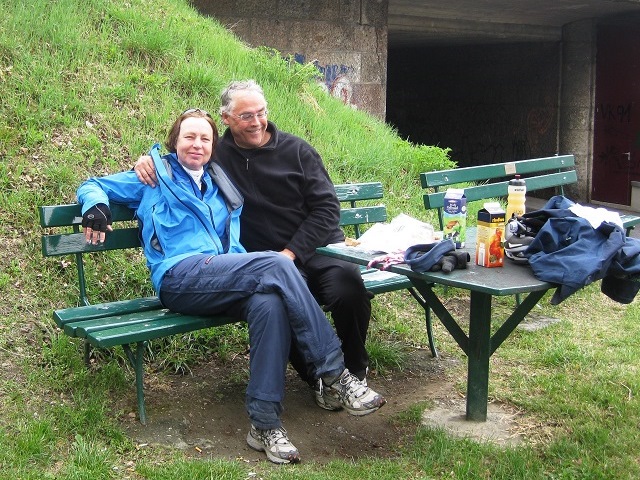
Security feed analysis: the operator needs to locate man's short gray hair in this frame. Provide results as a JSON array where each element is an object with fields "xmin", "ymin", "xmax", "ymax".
[{"xmin": 219, "ymin": 80, "xmax": 267, "ymax": 115}]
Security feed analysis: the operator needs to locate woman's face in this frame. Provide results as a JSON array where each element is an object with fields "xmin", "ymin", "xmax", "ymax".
[{"xmin": 175, "ymin": 116, "xmax": 214, "ymax": 170}]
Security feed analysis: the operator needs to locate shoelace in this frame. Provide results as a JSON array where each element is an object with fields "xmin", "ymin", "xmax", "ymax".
[
  {"xmin": 340, "ymin": 372, "xmax": 367, "ymax": 398},
  {"xmin": 265, "ymin": 427, "xmax": 290, "ymax": 445},
  {"xmin": 367, "ymin": 251, "xmax": 405, "ymax": 270}
]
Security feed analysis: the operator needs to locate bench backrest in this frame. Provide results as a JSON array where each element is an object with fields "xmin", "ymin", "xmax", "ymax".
[
  {"xmin": 335, "ymin": 182, "xmax": 386, "ymax": 238},
  {"xmin": 40, "ymin": 203, "xmax": 140, "ymax": 306},
  {"xmin": 39, "ymin": 182, "xmax": 386, "ymax": 304},
  {"xmin": 421, "ymin": 155, "xmax": 577, "ymax": 230}
]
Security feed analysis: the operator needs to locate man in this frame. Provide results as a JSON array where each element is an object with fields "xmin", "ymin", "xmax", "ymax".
[{"xmin": 135, "ymin": 80, "xmax": 373, "ymax": 410}]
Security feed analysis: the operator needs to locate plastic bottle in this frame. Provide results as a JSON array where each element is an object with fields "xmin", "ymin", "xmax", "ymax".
[{"xmin": 506, "ymin": 174, "xmax": 526, "ymax": 219}]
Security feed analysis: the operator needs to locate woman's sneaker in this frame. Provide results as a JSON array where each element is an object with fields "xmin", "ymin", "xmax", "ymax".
[
  {"xmin": 323, "ymin": 369, "xmax": 386, "ymax": 416},
  {"xmin": 246, "ymin": 425, "xmax": 301, "ymax": 464}
]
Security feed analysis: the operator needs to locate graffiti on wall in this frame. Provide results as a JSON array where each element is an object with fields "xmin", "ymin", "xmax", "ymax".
[
  {"xmin": 595, "ymin": 102, "xmax": 639, "ymax": 171},
  {"xmin": 598, "ymin": 102, "xmax": 632, "ymax": 123},
  {"xmin": 526, "ymin": 100, "xmax": 555, "ymax": 155},
  {"xmin": 294, "ymin": 53, "xmax": 354, "ymax": 106}
]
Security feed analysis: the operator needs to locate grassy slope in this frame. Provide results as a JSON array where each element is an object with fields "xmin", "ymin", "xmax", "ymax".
[
  {"xmin": 0, "ymin": 0, "xmax": 454, "ymax": 364},
  {"xmin": 2, "ymin": 0, "xmax": 640, "ymax": 479}
]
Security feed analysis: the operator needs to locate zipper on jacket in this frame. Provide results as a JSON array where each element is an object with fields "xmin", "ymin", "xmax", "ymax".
[{"xmin": 158, "ymin": 165, "xmax": 221, "ymax": 251}]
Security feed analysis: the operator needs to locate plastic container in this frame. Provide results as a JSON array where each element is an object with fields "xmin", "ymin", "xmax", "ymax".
[
  {"xmin": 442, "ymin": 188, "xmax": 467, "ymax": 248},
  {"xmin": 505, "ymin": 175, "xmax": 526, "ymax": 219}
]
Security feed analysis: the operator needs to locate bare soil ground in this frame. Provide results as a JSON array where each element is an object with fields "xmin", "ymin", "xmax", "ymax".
[
  {"xmin": 121, "ymin": 348, "xmax": 464, "ymax": 465},
  {"xmin": 119, "ymin": 301, "xmax": 553, "ymax": 464}
]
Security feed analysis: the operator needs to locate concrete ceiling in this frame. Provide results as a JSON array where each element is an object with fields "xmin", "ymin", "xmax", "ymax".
[{"xmin": 388, "ymin": 0, "xmax": 640, "ymax": 46}]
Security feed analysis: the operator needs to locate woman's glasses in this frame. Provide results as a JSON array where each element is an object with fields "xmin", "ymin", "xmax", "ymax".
[{"xmin": 181, "ymin": 108, "xmax": 212, "ymax": 118}]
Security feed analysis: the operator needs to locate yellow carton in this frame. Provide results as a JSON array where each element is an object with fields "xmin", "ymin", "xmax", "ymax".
[{"xmin": 476, "ymin": 202, "xmax": 506, "ymax": 268}]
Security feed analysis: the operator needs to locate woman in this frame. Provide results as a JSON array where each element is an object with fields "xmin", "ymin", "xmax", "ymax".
[{"xmin": 77, "ymin": 109, "xmax": 385, "ymax": 465}]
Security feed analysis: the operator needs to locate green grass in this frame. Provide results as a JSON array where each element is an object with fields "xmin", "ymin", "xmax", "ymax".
[{"xmin": 2, "ymin": 0, "xmax": 640, "ymax": 478}]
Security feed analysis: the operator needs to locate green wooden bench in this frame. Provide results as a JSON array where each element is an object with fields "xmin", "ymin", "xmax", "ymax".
[
  {"xmin": 335, "ymin": 182, "xmax": 438, "ymax": 358},
  {"xmin": 39, "ymin": 182, "xmax": 437, "ymax": 425},
  {"xmin": 421, "ymin": 154, "xmax": 640, "ymax": 236}
]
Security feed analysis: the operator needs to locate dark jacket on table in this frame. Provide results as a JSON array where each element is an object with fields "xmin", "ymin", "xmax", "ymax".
[
  {"xmin": 213, "ymin": 121, "xmax": 344, "ymax": 264},
  {"xmin": 523, "ymin": 195, "xmax": 640, "ymax": 305}
]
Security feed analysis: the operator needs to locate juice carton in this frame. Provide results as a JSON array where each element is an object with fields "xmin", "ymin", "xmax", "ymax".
[
  {"xmin": 476, "ymin": 202, "xmax": 506, "ymax": 268},
  {"xmin": 442, "ymin": 188, "xmax": 467, "ymax": 248}
]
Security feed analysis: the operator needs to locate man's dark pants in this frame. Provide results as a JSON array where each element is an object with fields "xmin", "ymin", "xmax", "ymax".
[{"xmin": 290, "ymin": 253, "xmax": 372, "ymax": 383}]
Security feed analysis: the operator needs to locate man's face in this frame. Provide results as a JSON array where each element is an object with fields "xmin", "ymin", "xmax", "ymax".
[
  {"xmin": 175, "ymin": 117, "xmax": 214, "ymax": 170},
  {"xmin": 222, "ymin": 91, "xmax": 268, "ymax": 149}
]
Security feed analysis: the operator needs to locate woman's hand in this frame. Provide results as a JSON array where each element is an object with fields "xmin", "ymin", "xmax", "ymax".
[{"xmin": 82, "ymin": 203, "xmax": 113, "ymax": 244}]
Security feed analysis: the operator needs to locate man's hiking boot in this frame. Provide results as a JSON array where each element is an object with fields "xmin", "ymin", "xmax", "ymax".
[
  {"xmin": 323, "ymin": 369, "xmax": 386, "ymax": 416},
  {"xmin": 246, "ymin": 425, "xmax": 301, "ymax": 464}
]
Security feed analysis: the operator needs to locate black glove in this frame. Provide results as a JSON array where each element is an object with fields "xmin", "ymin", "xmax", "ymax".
[
  {"xmin": 431, "ymin": 251, "xmax": 470, "ymax": 273},
  {"xmin": 82, "ymin": 203, "xmax": 112, "ymax": 232}
]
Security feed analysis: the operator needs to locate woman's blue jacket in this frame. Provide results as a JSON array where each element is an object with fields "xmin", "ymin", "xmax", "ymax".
[{"xmin": 77, "ymin": 145, "xmax": 245, "ymax": 292}]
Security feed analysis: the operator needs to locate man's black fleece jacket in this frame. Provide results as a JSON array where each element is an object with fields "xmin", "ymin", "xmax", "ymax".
[{"xmin": 213, "ymin": 121, "xmax": 344, "ymax": 265}]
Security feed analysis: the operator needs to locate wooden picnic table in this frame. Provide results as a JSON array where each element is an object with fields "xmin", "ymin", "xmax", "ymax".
[{"xmin": 317, "ymin": 228, "xmax": 554, "ymax": 421}]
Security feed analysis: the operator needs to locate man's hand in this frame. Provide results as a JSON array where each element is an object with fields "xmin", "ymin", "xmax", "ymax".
[
  {"xmin": 134, "ymin": 155, "xmax": 158, "ymax": 187},
  {"xmin": 82, "ymin": 203, "xmax": 113, "ymax": 245},
  {"xmin": 279, "ymin": 248, "xmax": 296, "ymax": 261}
]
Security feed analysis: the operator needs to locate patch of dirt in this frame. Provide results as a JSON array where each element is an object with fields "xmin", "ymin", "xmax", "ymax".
[
  {"xmin": 517, "ymin": 314, "xmax": 561, "ymax": 332},
  {"xmin": 122, "ymin": 348, "xmax": 463, "ymax": 465}
]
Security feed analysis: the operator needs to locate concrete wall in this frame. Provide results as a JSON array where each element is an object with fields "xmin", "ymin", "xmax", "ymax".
[
  {"xmin": 190, "ymin": 0, "xmax": 389, "ymax": 120},
  {"xmin": 386, "ymin": 43, "xmax": 560, "ymax": 168},
  {"xmin": 558, "ymin": 19, "xmax": 597, "ymax": 202},
  {"xmin": 187, "ymin": 1, "xmax": 616, "ymax": 204}
]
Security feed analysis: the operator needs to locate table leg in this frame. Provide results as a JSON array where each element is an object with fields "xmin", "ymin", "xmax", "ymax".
[{"xmin": 466, "ymin": 290, "xmax": 492, "ymax": 421}]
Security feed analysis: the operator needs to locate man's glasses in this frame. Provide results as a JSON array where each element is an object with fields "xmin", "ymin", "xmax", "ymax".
[
  {"xmin": 230, "ymin": 110, "xmax": 268, "ymax": 122},
  {"xmin": 182, "ymin": 108, "xmax": 212, "ymax": 118}
]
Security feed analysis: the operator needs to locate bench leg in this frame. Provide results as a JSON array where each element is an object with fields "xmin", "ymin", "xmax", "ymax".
[
  {"xmin": 83, "ymin": 340, "xmax": 91, "ymax": 366},
  {"xmin": 407, "ymin": 287, "xmax": 438, "ymax": 358},
  {"xmin": 123, "ymin": 342, "xmax": 148, "ymax": 425}
]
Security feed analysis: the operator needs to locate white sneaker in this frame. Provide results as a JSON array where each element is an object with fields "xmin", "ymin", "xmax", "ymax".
[
  {"xmin": 314, "ymin": 378, "xmax": 343, "ymax": 411},
  {"xmin": 323, "ymin": 369, "xmax": 385, "ymax": 416},
  {"xmin": 246, "ymin": 425, "xmax": 301, "ymax": 464}
]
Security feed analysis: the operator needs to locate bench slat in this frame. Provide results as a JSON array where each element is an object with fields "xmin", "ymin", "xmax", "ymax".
[
  {"xmin": 42, "ymin": 228, "xmax": 142, "ymax": 256},
  {"xmin": 54, "ymin": 297, "xmax": 163, "ymax": 327},
  {"xmin": 423, "ymin": 171, "xmax": 578, "ymax": 209},
  {"xmin": 361, "ymin": 269, "xmax": 413, "ymax": 294},
  {"xmin": 67, "ymin": 309, "xmax": 181, "ymax": 338},
  {"xmin": 334, "ymin": 182, "xmax": 383, "ymax": 202},
  {"xmin": 88, "ymin": 314, "xmax": 237, "ymax": 348},
  {"xmin": 39, "ymin": 203, "xmax": 135, "ymax": 228},
  {"xmin": 339, "ymin": 206, "xmax": 387, "ymax": 226},
  {"xmin": 421, "ymin": 155, "xmax": 575, "ymax": 188}
]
